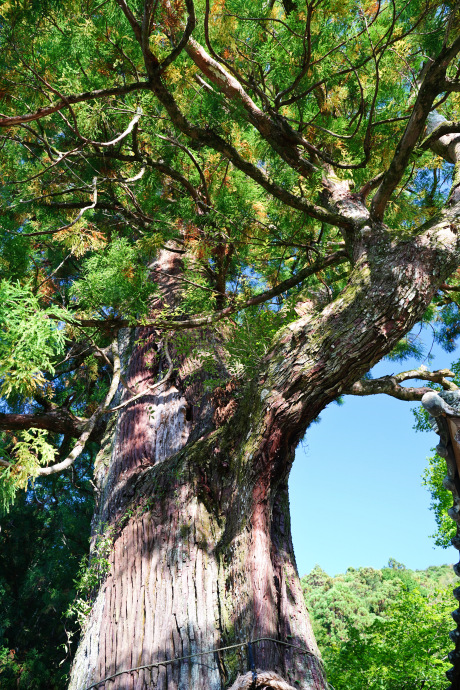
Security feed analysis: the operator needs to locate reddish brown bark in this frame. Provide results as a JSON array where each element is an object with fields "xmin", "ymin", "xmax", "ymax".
[
  {"xmin": 68, "ymin": 190, "xmax": 460, "ymax": 690},
  {"xmin": 69, "ymin": 325, "xmax": 325, "ymax": 690}
]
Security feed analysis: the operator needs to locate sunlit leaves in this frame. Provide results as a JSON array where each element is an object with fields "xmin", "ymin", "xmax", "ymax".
[
  {"xmin": 0, "ymin": 281, "xmax": 67, "ymax": 399},
  {"xmin": 304, "ymin": 563, "xmax": 455, "ymax": 689},
  {"xmin": 422, "ymin": 452, "xmax": 457, "ymax": 548},
  {"xmin": 326, "ymin": 584, "xmax": 453, "ymax": 688},
  {"xmin": 69, "ymin": 238, "xmax": 157, "ymax": 318},
  {"xmin": 54, "ymin": 219, "xmax": 107, "ymax": 258},
  {"xmin": 0, "ymin": 430, "xmax": 56, "ymax": 513}
]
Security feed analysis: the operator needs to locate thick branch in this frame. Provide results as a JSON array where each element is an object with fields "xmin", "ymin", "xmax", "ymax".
[
  {"xmin": 422, "ymin": 111, "xmax": 460, "ymax": 166},
  {"xmin": 185, "ymin": 38, "xmax": 323, "ymax": 177},
  {"xmin": 371, "ymin": 35, "xmax": 460, "ymax": 220},
  {"xmin": 254, "ymin": 203, "xmax": 460, "ymax": 451},
  {"xmin": 149, "ymin": 77, "xmax": 346, "ymax": 224},
  {"xmin": 421, "ymin": 120, "xmax": 460, "ymax": 150},
  {"xmin": 345, "ymin": 368, "xmax": 458, "ymax": 401},
  {"xmin": 65, "ymin": 249, "xmax": 348, "ymax": 332},
  {"xmin": 0, "ymin": 409, "xmax": 85, "ymax": 436}
]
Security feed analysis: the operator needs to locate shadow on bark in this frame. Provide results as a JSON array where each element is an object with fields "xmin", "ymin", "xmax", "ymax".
[{"xmin": 70, "ymin": 446, "xmax": 326, "ymax": 690}]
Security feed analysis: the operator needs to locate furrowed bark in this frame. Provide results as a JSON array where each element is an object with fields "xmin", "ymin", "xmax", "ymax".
[
  {"xmin": 68, "ymin": 247, "xmax": 328, "ymax": 690},
  {"xmin": 68, "ymin": 184, "xmax": 460, "ymax": 690},
  {"xmin": 259, "ymin": 211, "xmax": 460, "ymax": 447},
  {"xmin": 68, "ymin": 323, "xmax": 326, "ymax": 690}
]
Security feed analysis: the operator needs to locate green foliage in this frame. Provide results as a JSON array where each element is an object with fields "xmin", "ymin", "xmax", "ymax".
[
  {"xmin": 303, "ymin": 564, "xmax": 404, "ymax": 648},
  {"xmin": 70, "ymin": 238, "xmax": 157, "ymax": 318},
  {"xmin": 0, "ymin": 468, "xmax": 94, "ymax": 689},
  {"xmin": 66, "ymin": 525, "xmax": 113, "ymax": 630},
  {"xmin": 303, "ymin": 563, "xmax": 456, "ymax": 689},
  {"xmin": 435, "ymin": 304, "xmax": 460, "ymax": 353},
  {"xmin": 327, "ymin": 585, "xmax": 452, "ymax": 689},
  {"xmin": 385, "ymin": 335, "xmax": 427, "ymax": 363},
  {"xmin": 0, "ymin": 281, "xmax": 67, "ymax": 399},
  {"xmin": 412, "ymin": 404, "xmax": 433, "ymax": 433},
  {"xmin": 422, "ymin": 453, "xmax": 457, "ymax": 548},
  {"xmin": 225, "ymin": 305, "xmax": 295, "ymax": 378},
  {"xmin": 0, "ymin": 430, "xmax": 57, "ymax": 513}
]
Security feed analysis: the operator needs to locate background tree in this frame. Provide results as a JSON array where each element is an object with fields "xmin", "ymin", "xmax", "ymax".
[
  {"xmin": 1, "ymin": 1, "xmax": 460, "ymax": 688},
  {"xmin": 303, "ymin": 562, "xmax": 456, "ymax": 689},
  {"xmin": 0, "ymin": 464, "xmax": 94, "ymax": 689}
]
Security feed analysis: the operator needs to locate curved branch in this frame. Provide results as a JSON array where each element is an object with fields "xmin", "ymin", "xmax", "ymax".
[
  {"xmin": 345, "ymin": 367, "xmax": 458, "ymax": 401},
  {"xmin": 154, "ymin": 134, "xmax": 210, "ymax": 206},
  {"xmin": 421, "ymin": 111, "xmax": 460, "ymax": 166},
  {"xmin": 18, "ymin": 176, "xmax": 98, "ymax": 237},
  {"xmin": 158, "ymin": 0, "xmax": 196, "ymax": 73},
  {"xmin": 150, "ymin": 78, "xmax": 346, "ymax": 225},
  {"xmin": 36, "ymin": 338, "xmax": 121, "ymax": 476},
  {"xmin": 67, "ymin": 249, "xmax": 348, "ymax": 332},
  {"xmin": 0, "ymin": 81, "xmax": 151, "ymax": 128},
  {"xmin": 421, "ymin": 119, "xmax": 460, "ymax": 146},
  {"xmin": 78, "ymin": 107, "xmax": 143, "ymax": 148},
  {"xmin": 371, "ymin": 35, "xmax": 460, "ymax": 220}
]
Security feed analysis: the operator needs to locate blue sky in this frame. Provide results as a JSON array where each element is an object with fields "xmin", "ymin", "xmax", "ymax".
[{"xmin": 289, "ymin": 338, "xmax": 459, "ymax": 577}]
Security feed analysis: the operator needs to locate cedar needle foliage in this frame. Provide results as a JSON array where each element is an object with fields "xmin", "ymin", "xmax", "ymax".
[{"xmin": 0, "ymin": 0, "xmax": 460, "ymax": 686}]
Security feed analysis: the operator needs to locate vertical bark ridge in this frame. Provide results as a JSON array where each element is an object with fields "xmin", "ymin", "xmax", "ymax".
[
  {"xmin": 69, "ymin": 399, "xmax": 326, "ymax": 690},
  {"xmin": 113, "ymin": 327, "xmax": 191, "ymax": 485}
]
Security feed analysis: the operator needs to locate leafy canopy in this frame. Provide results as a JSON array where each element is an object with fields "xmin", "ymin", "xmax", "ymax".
[{"xmin": 303, "ymin": 562, "xmax": 456, "ymax": 689}]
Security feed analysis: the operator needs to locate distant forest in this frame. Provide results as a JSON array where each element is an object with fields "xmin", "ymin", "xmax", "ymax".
[{"xmin": 302, "ymin": 561, "xmax": 456, "ymax": 689}]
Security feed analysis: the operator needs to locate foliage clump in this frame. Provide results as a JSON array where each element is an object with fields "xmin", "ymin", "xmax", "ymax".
[
  {"xmin": 0, "ymin": 281, "xmax": 67, "ymax": 399},
  {"xmin": 303, "ymin": 562, "xmax": 456, "ymax": 689},
  {"xmin": 70, "ymin": 238, "xmax": 157, "ymax": 319},
  {"xmin": 66, "ymin": 525, "xmax": 114, "ymax": 630},
  {"xmin": 0, "ymin": 430, "xmax": 57, "ymax": 513},
  {"xmin": 0, "ymin": 467, "xmax": 94, "ymax": 689}
]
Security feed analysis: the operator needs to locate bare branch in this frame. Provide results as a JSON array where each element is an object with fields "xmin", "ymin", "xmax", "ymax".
[
  {"xmin": 36, "ymin": 253, "xmax": 72, "ymax": 292},
  {"xmin": 36, "ymin": 338, "xmax": 121, "ymax": 476},
  {"xmin": 345, "ymin": 367, "xmax": 458, "ymax": 401},
  {"xmin": 18, "ymin": 176, "xmax": 98, "ymax": 237},
  {"xmin": 78, "ymin": 107, "xmax": 143, "ymax": 148},
  {"xmin": 440, "ymin": 282, "xmax": 460, "ymax": 292}
]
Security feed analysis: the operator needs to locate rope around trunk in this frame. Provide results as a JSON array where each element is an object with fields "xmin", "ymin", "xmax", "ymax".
[
  {"xmin": 80, "ymin": 637, "xmax": 326, "ymax": 690},
  {"xmin": 228, "ymin": 670, "xmax": 297, "ymax": 690}
]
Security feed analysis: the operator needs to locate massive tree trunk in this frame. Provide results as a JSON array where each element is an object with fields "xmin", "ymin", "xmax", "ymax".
[
  {"xmin": 69, "ymin": 191, "xmax": 460, "ymax": 690},
  {"xmin": 68, "ymin": 329, "xmax": 325, "ymax": 690}
]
